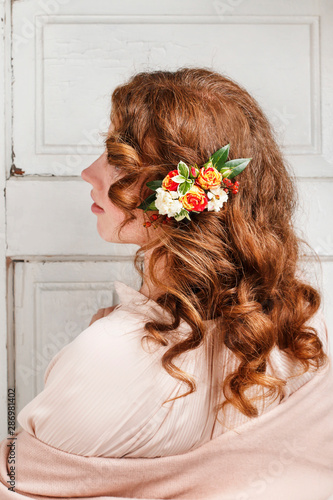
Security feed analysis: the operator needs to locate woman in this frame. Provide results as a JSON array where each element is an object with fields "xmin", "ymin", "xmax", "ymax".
[{"xmin": 1, "ymin": 68, "xmax": 332, "ymax": 499}]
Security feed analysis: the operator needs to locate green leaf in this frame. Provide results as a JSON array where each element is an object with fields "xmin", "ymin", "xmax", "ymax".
[
  {"xmin": 146, "ymin": 180, "xmax": 163, "ymax": 191},
  {"xmin": 211, "ymin": 144, "xmax": 230, "ymax": 171},
  {"xmin": 177, "ymin": 161, "xmax": 189, "ymax": 179},
  {"xmin": 172, "ymin": 175, "xmax": 185, "ymax": 184},
  {"xmin": 137, "ymin": 193, "xmax": 156, "ymax": 212},
  {"xmin": 223, "ymin": 158, "xmax": 251, "ymax": 170},
  {"xmin": 147, "ymin": 200, "xmax": 157, "ymax": 211},
  {"xmin": 225, "ymin": 158, "xmax": 252, "ymax": 179},
  {"xmin": 174, "ymin": 208, "xmax": 191, "ymax": 221},
  {"xmin": 177, "ymin": 179, "xmax": 193, "ymax": 197}
]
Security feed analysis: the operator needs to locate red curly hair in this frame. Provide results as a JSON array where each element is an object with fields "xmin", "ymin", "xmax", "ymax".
[{"xmin": 104, "ymin": 68, "xmax": 329, "ymax": 421}]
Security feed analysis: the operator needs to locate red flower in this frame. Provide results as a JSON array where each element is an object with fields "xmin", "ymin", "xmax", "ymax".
[
  {"xmin": 191, "ymin": 166, "xmax": 198, "ymax": 177},
  {"xmin": 162, "ymin": 170, "xmax": 179, "ymax": 191},
  {"xmin": 179, "ymin": 185, "xmax": 208, "ymax": 212},
  {"xmin": 196, "ymin": 165, "xmax": 222, "ymax": 190}
]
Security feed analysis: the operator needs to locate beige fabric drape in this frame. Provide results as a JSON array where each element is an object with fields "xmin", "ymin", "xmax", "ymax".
[{"xmin": 0, "ymin": 356, "xmax": 332, "ymax": 500}]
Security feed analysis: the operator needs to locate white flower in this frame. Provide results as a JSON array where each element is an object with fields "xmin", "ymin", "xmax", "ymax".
[
  {"xmin": 206, "ymin": 186, "xmax": 228, "ymax": 212},
  {"xmin": 170, "ymin": 190, "xmax": 179, "ymax": 199},
  {"xmin": 210, "ymin": 185, "xmax": 229, "ymax": 197},
  {"xmin": 155, "ymin": 187, "xmax": 183, "ymax": 217}
]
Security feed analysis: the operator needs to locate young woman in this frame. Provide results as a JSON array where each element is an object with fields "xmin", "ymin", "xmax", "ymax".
[{"xmin": 1, "ymin": 68, "xmax": 332, "ymax": 500}]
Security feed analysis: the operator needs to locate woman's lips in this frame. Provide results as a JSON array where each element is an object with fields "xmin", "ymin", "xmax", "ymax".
[{"xmin": 91, "ymin": 202, "xmax": 105, "ymax": 214}]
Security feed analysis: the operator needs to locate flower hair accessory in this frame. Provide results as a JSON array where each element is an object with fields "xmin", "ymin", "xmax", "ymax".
[{"xmin": 138, "ymin": 144, "xmax": 252, "ymax": 225}]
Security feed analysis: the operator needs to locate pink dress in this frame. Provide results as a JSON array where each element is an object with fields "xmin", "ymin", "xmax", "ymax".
[{"xmin": 16, "ymin": 280, "xmax": 329, "ymax": 458}]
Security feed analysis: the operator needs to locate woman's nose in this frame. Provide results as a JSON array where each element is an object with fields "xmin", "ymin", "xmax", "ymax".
[
  {"xmin": 81, "ymin": 155, "xmax": 103, "ymax": 186},
  {"xmin": 81, "ymin": 165, "xmax": 92, "ymax": 183}
]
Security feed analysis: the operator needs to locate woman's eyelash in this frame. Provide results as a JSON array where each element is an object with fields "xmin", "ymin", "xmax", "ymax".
[
  {"xmin": 104, "ymin": 145, "xmax": 121, "ymax": 172},
  {"xmin": 105, "ymin": 150, "xmax": 120, "ymax": 171}
]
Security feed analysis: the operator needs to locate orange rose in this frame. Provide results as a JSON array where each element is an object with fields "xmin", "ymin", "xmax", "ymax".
[
  {"xmin": 162, "ymin": 170, "xmax": 179, "ymax": 191},
  {"xmin": 195, "ymin": 165, "xmax": 222, "ymax": 190},
  {"xmin": 179, "ymin": 185, "xmax": 208, "ymax": 212}
]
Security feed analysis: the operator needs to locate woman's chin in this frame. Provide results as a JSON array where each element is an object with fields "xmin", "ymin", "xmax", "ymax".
[{"xmin": 96, "ymin": 221, "xmax": 113, "ymax": 243}]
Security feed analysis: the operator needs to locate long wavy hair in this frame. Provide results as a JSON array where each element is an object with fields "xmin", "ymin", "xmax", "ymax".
[{"xmin": 104, "ymin": 68, "xmax": 329, "ymax": 421}]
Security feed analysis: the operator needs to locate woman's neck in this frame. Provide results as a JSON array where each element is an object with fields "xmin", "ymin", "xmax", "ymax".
[{"xmin": 139, "ymin": 246, "xmax": 166, "ymax": 302}]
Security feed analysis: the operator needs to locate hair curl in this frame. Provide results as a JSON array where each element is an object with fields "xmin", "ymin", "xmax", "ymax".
[{"xmin": 103, "ymin": 68, "xmax": 329, "ymax": 421}]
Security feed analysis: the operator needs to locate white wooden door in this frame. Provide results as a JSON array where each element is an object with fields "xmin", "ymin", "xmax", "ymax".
[{"xmin": 0, "ymin": 0, "xmax": 332, "ymax": 440}]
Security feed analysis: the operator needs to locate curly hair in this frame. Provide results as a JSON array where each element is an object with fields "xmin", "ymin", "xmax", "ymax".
[{"xmin": 103, "ymin": 67, "xmax": 329, "ymax": 421}]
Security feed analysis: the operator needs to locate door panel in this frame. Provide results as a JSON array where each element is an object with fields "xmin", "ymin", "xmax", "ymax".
[
  {"xmin": 13, "ymin": 259, "xmax": 142, "ymax": 416},
  {"xmin": 12, "ymin": 9, "xmax": 327, "ymax": 175}
]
